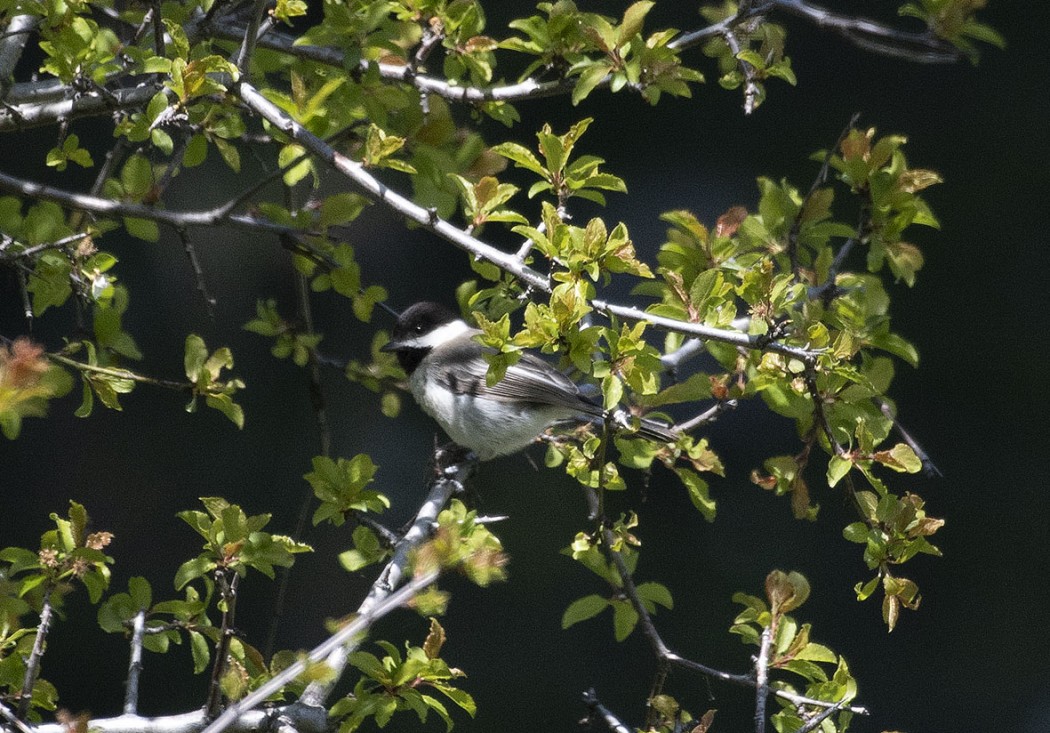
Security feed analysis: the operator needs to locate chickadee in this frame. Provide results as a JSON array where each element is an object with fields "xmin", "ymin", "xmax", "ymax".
[{"xmin": 381, "ymin": 301, "xmax": 677, "ymax": 460}]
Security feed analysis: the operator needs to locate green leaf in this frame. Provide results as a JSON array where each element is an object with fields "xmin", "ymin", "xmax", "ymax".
[
  {"xmin": 612, "ymin": 600, "xmax": 639, "ymax": 641},
  {"xmin": 618, "ymin": 1, "xmax": 655, "ymax": 46},
  {"xmin": 184, "ymin": 334, "xmax": 208, "ymax": 380},
  {"xmin": 561, "ymin": 594, "xmax": 608, "ymax": 628},
  {"xmin": 826, "ymin": 455, "xmax": 852, "ymax": 487},
  {"xmin": 124, "ymin": 216, "xmax": 159, "ymax": 242},
  {"xmin": 635, "ymin": 581, "xmax": 673, "ymax": 610},
  {"xmin": 675, "ymin": 468, "xmax": 716, "ymax": 521},
  {"xmin": 174, "ymin": 556, "xmax": 215, "ymax": 590}
]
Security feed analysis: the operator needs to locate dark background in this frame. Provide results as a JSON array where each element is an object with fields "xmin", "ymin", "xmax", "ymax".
[{"xmin": 3, "ymin": 2, "xmax": 1048, "ymax": 732}]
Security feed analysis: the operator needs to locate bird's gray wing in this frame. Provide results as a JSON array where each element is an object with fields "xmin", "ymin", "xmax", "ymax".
[{"xmin": 434, "ymin": 339, "xmax": 602, "ymax": 416}]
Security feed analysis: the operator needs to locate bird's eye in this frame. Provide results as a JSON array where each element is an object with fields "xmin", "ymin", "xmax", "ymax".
[{"xmin": 414, "ymin": 323, "xmax": 424, "ymax": 333}]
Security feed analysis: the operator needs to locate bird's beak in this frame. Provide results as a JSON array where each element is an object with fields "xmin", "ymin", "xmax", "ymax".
[{"xmin": 379, "ymin": 339, "xmax": 403, "ymax": 353}]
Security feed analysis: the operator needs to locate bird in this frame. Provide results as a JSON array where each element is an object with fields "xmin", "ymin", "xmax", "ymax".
[{"xmin": 380, "ymin": 301, "xmax": 678, "ymax": 460}]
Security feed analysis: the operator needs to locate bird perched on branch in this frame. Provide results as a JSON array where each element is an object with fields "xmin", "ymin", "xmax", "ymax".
[{"xmin": 381, "ymin": 301, "xmax": 677, "ymax": 460}]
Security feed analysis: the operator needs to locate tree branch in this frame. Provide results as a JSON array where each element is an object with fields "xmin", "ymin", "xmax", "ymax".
[
  {"xmin": 0, "ymin": 85, "xmax": 157, "ymax": 132},
  {"xmin": 205, "ymin": 570, "xmax": 239, "ymax": 718},
  {"xmin": 596, "ymin": 524, "xmax": 868, "ymax": 717},
  {"xmin": 771, "ymin": 0, "xmax": 960, "ymax": 62},
  {"xmin": 754, "ymin": 626, "xmax": 772, "ymax": 733},
  {"xmin": 199, "ymin": 569, "xmax": 440, "ymax": 733},
  {"xmin": 17, "ymin": 585, "xmax": 54, "ymax": 719},
  {"xmin": 0, "ymin": 16, "xmax": 40, "ymax": 90},
  {"xmin": 296, "ymin": 452, "xmax": 469, "ymax": 708},
  {"xmin": 124, "ymin": 609, "xmax": 147, "ymax": 716},
  {"xmin": 235, "ymin": 79, "xmax": 823, "ymax": 364},
  {"xmin": 581, "ymin": 689, "xmax": 633, "ymax": 733},
  {"xmin": 0, "ymin": 702, "xmax": 36, "ymax": 733}
]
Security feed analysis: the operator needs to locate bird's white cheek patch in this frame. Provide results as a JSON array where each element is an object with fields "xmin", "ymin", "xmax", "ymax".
[{"xmin": 404, "ymin": 319, "xmax": 474, "ymax": 349}]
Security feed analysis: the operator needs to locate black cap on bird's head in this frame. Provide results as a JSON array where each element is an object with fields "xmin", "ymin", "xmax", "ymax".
[{"xmin": 380, "ymin": 302, "xmax": 464, "ymax": 373}]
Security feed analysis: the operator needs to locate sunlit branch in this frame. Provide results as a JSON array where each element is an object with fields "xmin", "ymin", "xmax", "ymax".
[
  {"xmin": 755, "ymin": 626, "xmax": 772, "ymax": 733},
  {"xmin": 0, "ymin": 702, "xmax": 35, "ymax": 733},
  {"xmin": 124, "ymin": 609, "xmax": 147, "ymax": 716},
  {"xmin": 676, "ymin": 399, "xmax": 738, "ymax": 433},
  {"xmin": 235, "ymin": 80, "xmax": 821, "ymax": 362},
  {"xmin": 0, "ymin": 16, "xmax": 39, "ymax": 89},
  {"xmin": 0, "ymin": 85, "xmax": 157, "ymax": 132}
]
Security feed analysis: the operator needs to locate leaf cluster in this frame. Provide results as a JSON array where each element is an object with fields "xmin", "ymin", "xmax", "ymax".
[
  {"xmin": 333, "ymin": 619, "xmax": 476, "ymax": 733},
  {"xmin": 731, "ymin": 571, "xmax": 857, "ymax": 733}
]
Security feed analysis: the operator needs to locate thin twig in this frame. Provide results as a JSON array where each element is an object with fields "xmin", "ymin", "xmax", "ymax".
[
  {"xmin": 264, "ymin": 266, "xmax": 329, "ymax": 659},
  {"xmin": 0, "ymin": 167, "xmax": 342, "ymax": 268},
  {"xmin": 177, "ymin": 229, "xmax": 217, "ymax": 316},
  {"xmin": 793, "ymin": 697, "xmax": 848, "ymax": 733},
  {"xmin": 234, "ymin": 0, "xmax": 268, "ymax": 73},
  {"xmin": 597, "ymin": 520, "xmax": 868, "ymax": 716},
  {"xmin": 17, "ymin": 585, "xmax": 54, "ymax": 719},
  {"xmin": 876, "ymin": 398, "xmax": 942, "ymax": 477},
  {"xmin": 46, "ymin": 352, "xmax": 192, "ymax": 391},
  {"xmin": 124, "ymin": 609, "xmax": 147, "ymax": 715},
  {"xmin": 675, "ymin": 399, "xmax": 738, "ymax": 433},
  {"xmin": 205, "ymin": 570, "xmax": 239, "ymax": 717},
  {"xmin": 788, "ymin": 114, "xmax": 860, "ymax": 276},
  {"xmin": 771, "ymin": 0, "xmax": 961, "ymax": 63}
]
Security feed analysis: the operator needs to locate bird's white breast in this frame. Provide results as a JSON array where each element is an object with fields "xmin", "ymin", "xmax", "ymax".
[{"xmin": 408, "ymin": 364, "xmax": 571, "ymax": 460}]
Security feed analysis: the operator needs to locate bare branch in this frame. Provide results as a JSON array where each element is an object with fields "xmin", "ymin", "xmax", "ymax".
[
  {"xmin": 581, "ymin": 689, "xmax": 633, "ymax": 733},
  {"xmin": 0, "ymin": 702, "xmax": 35, "ymax": 733},
  {"xmin": 17, "ymin": 585, "xmax": 54, "ymax": 719},
  {"xmin": 0, "ymin": 85, "xmax": 157, "ymax": 132},
  {"xmin": 124, "ymin": 609, "xmax": 147, "ymax": 716},
  {"xmin": 0, "ymin": 16, "xmax": 40, "ymax": 89},
  {"xmin": 772, "ymin": 0, "xmax": 960, "ymax": 62},
  {"xmin": 234, "ymin": 0, "xmax": 269, "ymax": 73},
  {"xmin": 793, "ymin": 698, "xmax": 849, "ymax": 733},
  {"xmin": 596, "ymin": 523, "xmax": 869, "ymax": 717},
  {"xmin": 676, "ymin": 399, "xmax": 738, "ymax": 433},
  {"xmin": 754, "ymin": 626, "xmax": 772, "ymax": 733},
  {"xmin": 877, "ymin": 398, "xmax": 942, "ymax": 477}
]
